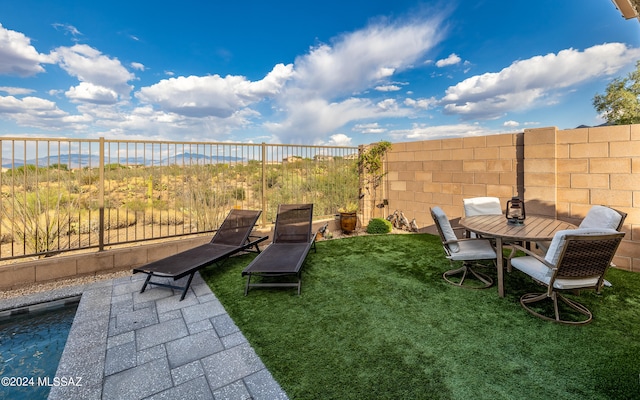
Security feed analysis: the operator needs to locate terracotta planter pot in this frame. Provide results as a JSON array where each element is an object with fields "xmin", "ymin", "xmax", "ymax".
[{"xmin": 339, "ymin": 212, "xmax": 357, "ymax": 233}]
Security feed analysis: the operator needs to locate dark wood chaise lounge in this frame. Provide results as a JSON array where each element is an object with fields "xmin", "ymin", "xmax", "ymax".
[
  {"xmin": 242, "ymin": 204, "xmax": 316, "ymax": 295},
  {"xmin": 133, "ymin": 209, "xmax": 267, "ymax": 300}
]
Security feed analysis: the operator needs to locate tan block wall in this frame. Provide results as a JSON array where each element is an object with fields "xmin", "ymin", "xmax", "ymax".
[
  {"xmin": 385, "ymin": 125, "xmax": 640, "ymax": 272},
  {"xmin": 384, "ymin": 132, "xmax": 520, "ymax": 231},
  {"xmin": 545, "ymin": 125, "xmax": 639, "ymax": 271},
  {"xmin": 0, "ymin": 235, "xmax": 210, "ymax": 291}
]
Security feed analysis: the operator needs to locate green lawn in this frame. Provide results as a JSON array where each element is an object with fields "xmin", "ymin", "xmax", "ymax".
[{"xmin": 201, "ymin": 233, "xmax": 640, "ymax": 400}]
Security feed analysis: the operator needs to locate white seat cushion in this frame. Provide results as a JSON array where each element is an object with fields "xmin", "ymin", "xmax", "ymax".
[
  {"xmin": 463, "ymin": 197, "xmax": 503, "ymax": 217},
  {"xmin": 432, "ymin": 207, "xmax": 459, "ymax": 253},
  {"xmin": 448, "ymin": 239, "xmax": 496, "ymax": 261},
  {"xmin": 510, "ymin": 256, "xmax": 600, "ymax": 289},
  {"xmin": 510, "ymin": 256, "xmax": 553, "ymax": 284},
  {"xmin": 579, "ymin": 205, "xmax": 622, "ymax": 230}
]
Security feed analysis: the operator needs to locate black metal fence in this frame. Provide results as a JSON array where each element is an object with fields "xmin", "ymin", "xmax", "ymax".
[{"xmin": 0, "ymin": 138, "xmax": 358, "ymax": 260}]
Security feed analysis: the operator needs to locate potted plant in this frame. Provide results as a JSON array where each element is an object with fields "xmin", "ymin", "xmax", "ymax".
[{"xmin": 337, "ymin": 201, "xmax": 359, "ymax": 233}]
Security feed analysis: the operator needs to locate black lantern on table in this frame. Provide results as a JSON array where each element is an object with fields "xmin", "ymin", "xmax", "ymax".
[{"xmin": 505, "ymin": 196, "xmax": 525, "ymax": 225}]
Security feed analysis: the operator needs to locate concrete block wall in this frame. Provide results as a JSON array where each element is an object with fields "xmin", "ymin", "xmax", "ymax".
[
  {"xmin": 384, "ymin": 132, "xmax": 520, "ymax": 230},
  {"xmin": 385, "ymin": 125, "xmax": 640, "ymax": 272},
  {"xmin": 524, "ymin": 125, "xmax": 640, "ymax": 271},
  {"xmin": 0, "ymin": 235, "xmax": 213, "ymax": 291}
]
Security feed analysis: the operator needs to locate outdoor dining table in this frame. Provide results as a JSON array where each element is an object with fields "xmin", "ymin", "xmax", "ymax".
[{"xmin": 458, "ymin": 214, "xmax": 576, "ymax": 297}]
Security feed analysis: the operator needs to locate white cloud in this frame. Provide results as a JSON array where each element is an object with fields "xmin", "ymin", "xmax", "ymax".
[
  {"xmin": 288, "ymin": 17, "xmax": 444, "ymax": 100},
  {"xmin": 0, "ymin": 95, "xmax": 56, "ymax": 114},
  {"xmin": 436, "ymin": 53, "xmax": 461, "ymax": 67},
  {"xmin": 353, "ymin": 123, "xmax": 386, "ymax": 134},
  {"xmin": 0, "ymin": 86, "xmax": 35, "ymax": 95},
  {"xmin": 389, "ymin": 122, "xmax": 492, "ymax": 141},
  {"xmin": 404, "ymin": 97, "xmax": 437, "ymax": 110},
  {"xmin": 50, "ymin": 44, "xmax": 135, "ymax": 101},
  {"xmin": 377, "ymin": 98, "xmax": 399, "ymax": 112},
  {"xmin": 0, "ymin": 23, "xmax": 51, "ymax": 76},
  {"xmin": 441, "ymin": 43, "xmax": 640, "ymax": 119},
  {"xmin": 130, "ymin": 62, "xmax": 145, "ymax": 71},
  {"xmin": 265, "ymin": 98, "xmax": 378, "ymax": 142},
  {"xmin": 52, "ymin": 23, "xmax": 82, "ymax": 37},
  {"xmin": 270, "ymin": 15, "xmax": 445, "ymax": 143},
  {"xmin": 77, "ymin": 103, "xmax": 259, "ymax": 141},
  {"xmin": 375, "ymin": 85, "xmax": 402, "ymax": 92},
  {"xmin": 136, "ymin": 63, "xmax": 293, "ymax": 118},
  {"xmin": 246, "ymin": 63, "xmax": 295, "ymax": 97},
  {"xmin": 503, "ymin": 120, "xmax": 520, "ymax": 127},
  {"xmin": 0, "ymin": 94, "xmax": 90, "ymax": 130},
  {"xmin": 326, "ymin": 133, "xmax": 353, "ymax": 146},
  {"xmin": 66, "ymin": 82, "xmax": 119, "ymax": 104}
]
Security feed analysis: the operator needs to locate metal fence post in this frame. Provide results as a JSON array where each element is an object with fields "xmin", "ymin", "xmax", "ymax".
[
  {"xmin": 99, "ymin": 137, "xmax": 105, "ymax": 251},
  {"xmin": 261, "ymin": 142, "xmax": 267, "ymax": 227}
]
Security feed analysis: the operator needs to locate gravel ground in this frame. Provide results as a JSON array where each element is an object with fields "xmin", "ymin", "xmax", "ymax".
[{"xmin": 0, "ymin": 270, "xmax": 132, "ymax": 300}]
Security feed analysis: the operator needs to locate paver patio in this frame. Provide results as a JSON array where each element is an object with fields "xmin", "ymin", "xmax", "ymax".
[{"xmin": 0, "ymin": 272, "xmax": 288, "ymax": 400}]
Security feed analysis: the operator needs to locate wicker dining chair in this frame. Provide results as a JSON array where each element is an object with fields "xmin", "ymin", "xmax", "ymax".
[
  {"xmin": 510, "ymin": 228, "xmax": 624, "ymax": 325},
  {"xmin": 535, "ymin": 205, "xmax": 627, "ymax": 289}
]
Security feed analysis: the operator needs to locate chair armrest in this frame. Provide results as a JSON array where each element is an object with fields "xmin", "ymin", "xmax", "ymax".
[
  {"xmin": 509, "ymin": 243, "xmax": 555, "ymax": 269},
  {"xmin": 452, "ymin": 226, "xmax": 475, "ymax": 240},
  {"xmin": 444, "ymin": 237, "xmax": 486, "ymax": 245}
]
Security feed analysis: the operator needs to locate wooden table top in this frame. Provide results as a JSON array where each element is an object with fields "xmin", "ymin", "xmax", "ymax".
[{"xmin": 459, "ymin": 215, "xmax": 576, "ymax": 242}]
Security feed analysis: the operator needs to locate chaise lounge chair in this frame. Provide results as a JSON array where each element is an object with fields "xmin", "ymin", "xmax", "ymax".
[
  {"xmin": 133, "ymin": 209, "xmax": 267, "ymax": 300},
  {"xmin": 242, "ymin": 204, "xmax": 316, "ymax": 295}
]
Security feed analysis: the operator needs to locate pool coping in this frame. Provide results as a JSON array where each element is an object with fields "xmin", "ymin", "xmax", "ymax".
[
  {"xmin": 0, "ymin": 284, "xmax": 88, "ymax": 314},
  {"xmin": 0, "ymin": 295, "xmax": 81, "ymax": 319}
]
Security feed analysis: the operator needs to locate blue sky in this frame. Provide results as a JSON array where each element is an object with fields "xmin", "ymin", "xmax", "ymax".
[{"xmin": 1, "ymin": 0, "xmax": 640, "ymax": 146}]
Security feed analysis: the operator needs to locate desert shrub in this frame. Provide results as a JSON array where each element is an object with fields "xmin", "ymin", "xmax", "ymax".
[
  {"xmin": 105, "ymin": 163, "xmax": 126, "ymax": 171},
  {"xmin": 150, "ymin": 199, "xmax": 169, "ymax": 210},
  {"xmin": 71, "ymin": 217, "xmax": 98, "ymax": 234},
  {"xmin": 49, "ymin": 163, "xmax": 69, "ymax": 171},
  {"xmin": 0, "ymin": 232, "xmax": 13, "ymax": 244},
  {"xmin": 70, "ymin": 208, "xmax": 137, "ymax": 234},
  {"xmin": 125, "ymin": 199, "xmax": 147, "ymax": 212},
  {"xmin": 143, "ymin": 209, "xmax": 185, "ymax": 225},
  {"xmin": 77, "ymin": 172, "xmax": 99, "ymax": 186},
  {"xmin": 229, "ymin": 187, "xmax": 246, "ymax": 201},
  {"xmin": 366, "ymin": 218, "xmax": 392, "ymax": 234},
  {"xmin": 104, "ymin": 209, "xmax": 137, "ymax": 230},
  {"xmin": 1, "ymin": 191, "xmax": 73, "ymax": 255}
]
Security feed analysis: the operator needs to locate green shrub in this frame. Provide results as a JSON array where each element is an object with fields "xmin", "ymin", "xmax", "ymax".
[{"xmin": 366, "ymin": 218, "xmax": 392, "ymax": 234}]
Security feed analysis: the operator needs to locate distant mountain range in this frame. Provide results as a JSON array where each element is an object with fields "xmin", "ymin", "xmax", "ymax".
[{"xmin": 1, "ymin": 152, "xmax": 245, "ymax": 169}]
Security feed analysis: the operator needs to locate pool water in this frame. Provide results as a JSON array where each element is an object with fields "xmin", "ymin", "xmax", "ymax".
[{"xmin": 0, "ymin": 298, "xmax": 79, "ymax": 400}]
